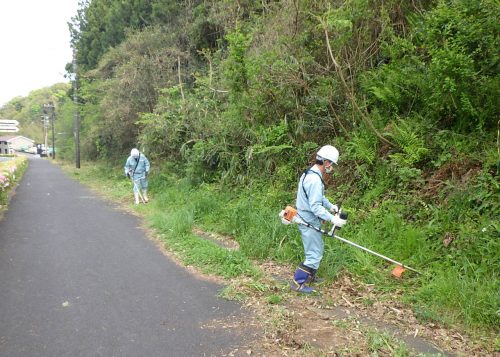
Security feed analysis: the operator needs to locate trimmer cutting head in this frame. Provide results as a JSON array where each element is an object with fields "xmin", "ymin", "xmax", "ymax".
[{"xmin": 391, "ymin": 265, "xmax": 406, "ymax": 278}]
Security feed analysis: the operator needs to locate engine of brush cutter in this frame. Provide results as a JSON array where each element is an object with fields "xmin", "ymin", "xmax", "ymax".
[
  {"xmin": 279, "ymin": 206, "xmax": 298, "ymax": 225},
  {"xmin": 279, "ymin": 205, "xmax": 347, "ymax": 230}
]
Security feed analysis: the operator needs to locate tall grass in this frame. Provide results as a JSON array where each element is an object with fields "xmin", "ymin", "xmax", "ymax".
[
  {"xmin": 412, "ymin": 270, "xmax": 499, "ymax": 328},
  {"xmin": 147, "ymin": 175, "xmax": 260, "ymax": 279}
]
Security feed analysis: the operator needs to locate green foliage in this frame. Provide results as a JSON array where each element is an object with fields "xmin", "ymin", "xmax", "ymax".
[
  {"xmin": 0, "ymin": 84, "xmax": 72, "ymax": 144},
  {"xmin": 413, "ymin": 269, "xmax": 499, "ymax": 328},
  {"xmin": 364, "ymin": 0, "xmax": 500, "ymax": 132},
  {"xmin": 346, "ymin": 132, "xmax": 378, "ymax": 165},
  {"xmin": 183, "ymin": 140, "xmax": 224, "ymax": 185},
  {"xmin": 366, "ymin": 328, "xmax": 412, "ymax": 356},
  {"xmin": 0, "ymin": 157, "xmax": 28, "ymax": 206},
  {"xmin": 266, "ymin": 294, "xmax": 282, "ymax": 305},
  {"xmin": 421, "ymin": 0, "xmax": 499, "ymax": 128},
  {"xmin": 147, "ymin": 181, "xmax": 260, "ymax": 279},
  {"xmin": 78, "ymin": 25, "xmax": 198, "ymax": 160},
  {"xmin": 388, "ymin": 119, "xmax": 429, "ymax": 167},
  {"xmin": 246, "ymin": 120, "xmax": 292, "ymax": 175},
  {"xmin": 223, "ymin": 28, "xmax": 252, "ymax": 94},
  {"xmin": 70, "ymin": 0, "xmax": 156, "ymax": 70}
]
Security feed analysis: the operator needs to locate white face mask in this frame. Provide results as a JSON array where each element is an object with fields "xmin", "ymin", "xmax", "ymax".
[{"xmin": 325, "ymin": 163, "xmax": 333, "ymax": 174}]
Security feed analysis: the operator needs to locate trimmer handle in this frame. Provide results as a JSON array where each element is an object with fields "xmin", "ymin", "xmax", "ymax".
[{"xmin": 329, "ymin": 211, "xmax": 348, "ymax": 236}]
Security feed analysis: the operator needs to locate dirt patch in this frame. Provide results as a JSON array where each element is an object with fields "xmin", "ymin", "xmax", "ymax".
[
  {"xmin": 290, "ymin": 307, "xmax": 367, "ymax": 353},
  {"xmin": 249, "ymin": 261, "xmax": 497, "ymax": 356},
  {"xmin": 193, "ymin": 227, "xmax": 241, "ymax": 250},
  {"xmin": 421, "ymin": 160, "xmax": 481, "ymax": 199}
]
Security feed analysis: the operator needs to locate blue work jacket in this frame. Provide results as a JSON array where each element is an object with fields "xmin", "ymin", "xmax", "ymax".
[
  {"xmin": 124, "ymin": 153, "xmax": 150, "ymax": 179},
  {"xmin": 296, "ymin": 165, "xmax": 335, "ymax": 224}
]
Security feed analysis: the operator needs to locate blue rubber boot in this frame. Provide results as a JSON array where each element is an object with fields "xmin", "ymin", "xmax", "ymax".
[{"xmin": 290, "ymin": 264, "xmax": 316, "ymax": 293}]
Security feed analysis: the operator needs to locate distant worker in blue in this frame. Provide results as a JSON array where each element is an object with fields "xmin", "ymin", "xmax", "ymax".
[
  {"xmin": 124, "ymin": 148, "xmax": 150, "ymax": 204},
  {"xmin": 291, "ymin": 145, "xmax": 347, "ymax": 293}
]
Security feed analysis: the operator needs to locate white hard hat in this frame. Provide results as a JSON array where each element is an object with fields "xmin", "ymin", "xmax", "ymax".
[
  {"xmin": 317, "ymin": 145, "xmax": 339, "ymax": 164},
  {"xmin": 131, "ymin": 148, "xmax": 140, "ymax": 158}
]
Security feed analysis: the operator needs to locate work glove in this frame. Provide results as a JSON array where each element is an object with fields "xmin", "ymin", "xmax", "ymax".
[
  {"xmin": 330, "ymin": 205, "xmax": 339, "ymax": 214},
  {"xmin": 331, "ymin": 213, "xmax": 347, "ymax": 228}
]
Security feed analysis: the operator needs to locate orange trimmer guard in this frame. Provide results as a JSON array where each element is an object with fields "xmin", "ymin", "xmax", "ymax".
[{"xmin": 391, "ymin": 265, "xmax": 406, "ymax": 278}]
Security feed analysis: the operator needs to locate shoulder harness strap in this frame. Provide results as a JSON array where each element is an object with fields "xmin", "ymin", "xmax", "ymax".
[
  {"xmin": 301, "ymin": 169, "xmax": 324, "ymax": 200},
  {"xmin": 133, "ymin": 153, "xmax": 141, "ymax": 173}
]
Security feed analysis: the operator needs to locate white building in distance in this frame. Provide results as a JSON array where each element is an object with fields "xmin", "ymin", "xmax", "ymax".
[{"xmin": 0, "ymin": 135, "xmax": 35, "ymax": 154}]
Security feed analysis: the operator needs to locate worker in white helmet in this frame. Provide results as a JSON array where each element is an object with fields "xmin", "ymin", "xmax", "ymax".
[
  {"xmin": 124, "ymin": 148, "xmax": 150, "ymax": 204},
  {"xmin": 291, "ymin": 145, "xmax": 347, "ymax": 293}
]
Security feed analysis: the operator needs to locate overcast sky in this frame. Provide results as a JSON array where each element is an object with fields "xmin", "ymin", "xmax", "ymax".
[{"xmin": 0, "ymin": 0, "xmax": 79, "ymax": 107}]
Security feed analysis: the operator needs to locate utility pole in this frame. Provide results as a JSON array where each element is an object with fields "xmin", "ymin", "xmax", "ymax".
[
  {"xmin": 72, "ymin": 47, "xmax": 80, "ymax": 169},
  {"xmin": 43, "ymin": 103, "xmax": 56, "ymax": 159},
  {"xmin": 42, "ymin": 115, "xmax": 48, "ymax": 155},
  {"xmin": 51, "ymin": 105, "xmax": 55, "ymax": 160}
]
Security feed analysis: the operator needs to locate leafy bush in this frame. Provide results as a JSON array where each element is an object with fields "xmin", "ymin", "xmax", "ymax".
[
  {"xmin": 0, "ymin": 157, "xmax": 28, "ymax": 206},
  {"xmin": 364, "ymin": 0, "xmax": 500, "ymax": 132}
]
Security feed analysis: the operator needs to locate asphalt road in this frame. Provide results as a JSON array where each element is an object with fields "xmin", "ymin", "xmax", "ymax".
[{"xmin": 0, "ymin": 158, "xmax": 249, "ymax": 356}]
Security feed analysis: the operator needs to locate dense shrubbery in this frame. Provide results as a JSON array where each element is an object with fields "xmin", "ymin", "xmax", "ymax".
[
  {"xmin": 62, "ymin": 0, "xmax": 498, "ymax": 177},
  {"xmin": 0, "ymin": 156, "xmax": 28, "ymax": 206}
]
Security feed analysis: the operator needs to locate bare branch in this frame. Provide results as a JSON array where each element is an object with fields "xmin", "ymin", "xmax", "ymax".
[{"xmin": 322, "ymin": 21, "xmax": 395, "ymax": 147}]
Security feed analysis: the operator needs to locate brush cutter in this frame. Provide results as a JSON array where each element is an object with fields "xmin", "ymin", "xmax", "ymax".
[
  {"xmin": 131, "ymin": 176, "xmax": 146, "ymax": 204},
  {"xmin": 279, "ymin": 206, "xmax": 422, "ymax": 277}
]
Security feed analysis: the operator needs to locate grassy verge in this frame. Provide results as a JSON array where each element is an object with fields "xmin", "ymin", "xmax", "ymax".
[{"xmin": 60, "ymin": 160, "xmax": 498, "ymax": 353}]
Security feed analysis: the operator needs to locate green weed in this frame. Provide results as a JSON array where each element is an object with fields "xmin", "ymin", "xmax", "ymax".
[
  {"xmin": 331, "ymin": 319, "xmax": 351, "ymax": 329},
  {"xmin": 366, "ymin": 328, "xmax": 410, "ymax": 357},
  {"xmin": 266, "ymin": 295, "xmax": 282, "ymax": 305},
  {"xmin": 219, "ymin": 285, "xmax": 247, "ymax": 302}
]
